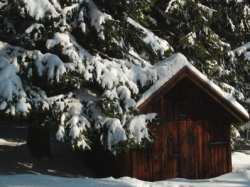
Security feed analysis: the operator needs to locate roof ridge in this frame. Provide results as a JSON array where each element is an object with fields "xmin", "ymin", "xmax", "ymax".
[{"xmin": 136, "ymin": 53, "xmax": 249, "ymax": 121}]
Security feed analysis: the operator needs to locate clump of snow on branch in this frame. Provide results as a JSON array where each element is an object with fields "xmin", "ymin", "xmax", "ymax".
[
  {"xmin": 0, "ymin": 1, "xmax": 7, "ymax": 9},
  {"xmin": 24, "ymin": 23, "xmax": 45, "ymax": 43},
  {"xmin": 33, "ymin": 52, "xmax": 66, "ymax": 82},
  {"xmin": 165, "ymin": 0, "xmax": 186, "ymax": 14},
  {"xmin": 20, "ymin": 0, "xmax": 59, "ymax": 20},
  {"xmin": 0, "ymin": 57, "xmax": 22, "ymax": 101},
  {"xmin": 0, "ymin": 41, "xmax": 68, "ymax": 115},
  {"xmin": 0, "ymin": 37, "xmax": 248, "ymax": 152},
  {"xmin": 117, "ymin": 86, "xmax": 136, "ymax": 111},
  {"xmin": 220, "ymin": 82, "xmax": 245, "ymax": 101},
  {"xmin": 103, "ymin": 118, "xmax": 127, "ymax": 151},
  {"xmin": 46, "ymin": 32, "xmax": 71, "ymax": 50},
  {"xmin": 127, "ymin": 113, "xmax": 157, "ymax": 145},
  {"xmin": 0, "ymin": 56, "xmax": 30, "ymax": 115},
  {"xmin": 83, "ymin": 0, "xmax": 112, "ymax": 40},
  {"xmin": 49, "ymin": 95, "xmax": 91, "ymax": 150},
  {"xmin": 46, "ymin": 32, "xmax": 91, "ymax": 72},
  {"xmin": 234, "ymin": 42, "xmax": 250, "ymax": 61},
  {"xmin": 83, "ymin": 55, "xmax": 139, "ymax": 96},
  {"xmin": 0, "ymin": 41, "xmax": 67, "ymax": 85},
  {"xmin": 0, "ymin": 0, "xmax": 248, "ymax": 155},
  {"xmin": 50, "ymin": 88, "xmax": 158, "ymax": 153},
  {"xmin": 127, "ymin": 17, "xmax": 173, "ymax": 57}
]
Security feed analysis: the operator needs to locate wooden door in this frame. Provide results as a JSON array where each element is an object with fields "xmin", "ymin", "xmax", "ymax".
[
  {"xmin": 178, "ymin": 120, "xmax": 202, "ymax": 178},
  {"xmin": 166, "ymin": 120, "xmax": 203, "ymax": 179},
  {"xmin": 165, "ymin": 122, "xmax": 179, "ymax": 178},
  {"xmin": 150, "ymin": 124, "xmax": 168, "ymax": 180}
]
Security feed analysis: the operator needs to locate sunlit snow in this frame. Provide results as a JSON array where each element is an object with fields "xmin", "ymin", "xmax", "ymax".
[{"xmin": 0, "ymin": 151, "xmax": 250, "ymax": 187}]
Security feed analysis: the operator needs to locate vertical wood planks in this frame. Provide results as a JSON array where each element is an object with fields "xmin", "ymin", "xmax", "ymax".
[{"xmin": 114, "ymin": 78, "xmax": 234, "ymax": 180}]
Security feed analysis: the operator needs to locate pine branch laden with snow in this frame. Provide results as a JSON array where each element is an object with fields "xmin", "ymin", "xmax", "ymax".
[
  {"xmin": 34, "ymin": 52, "xmax": 66, "ymax": 83},
  {"xmin": 51, "ymin": 95, "xmax": 91, "ymax": 150},
  {"xmin": 0, "ymin": 0, "xmax": 249, "ymax": 153},
  {"xmin": 127, "ymin": 17, "xmax": 173, "ymax": 58},
  {"xmin": 234, "ymin": 42, "xmax": 250, "ymax": 61},
  {"xmin": 127, "ymin": 113, "xmax": 158, "ymax": 145},
  {"xmin": 18, "ymin": 0, "xmax": 60, "ymax": 21},
  {"xmin": 0, "ymin": 56, "xmax": 30, "ymax": 115}
]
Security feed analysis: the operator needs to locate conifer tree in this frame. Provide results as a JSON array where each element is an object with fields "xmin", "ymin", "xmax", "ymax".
[{"xmin": 0, "ymin": 0, "xmax": 249, "ymax": 153}]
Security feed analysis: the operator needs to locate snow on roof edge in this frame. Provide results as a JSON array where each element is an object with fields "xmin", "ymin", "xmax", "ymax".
[{"xmin": 136, "ymin": 53, "xmax": 249, "ymax": 121}]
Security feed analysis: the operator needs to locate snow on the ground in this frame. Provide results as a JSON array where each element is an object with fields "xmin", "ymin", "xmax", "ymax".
[
  {"xmin": 1, "ymin": 151, "xmax": 250, "ymax": 186},
  {"xmin": 1, "ymin": 170, "xmax": 250, "ymax": 187},
  {"xmin": 232, "ymin": 152, "xmax": 250, "ymax": 172},
  {"xmin": 0, "ymin": 138, "xmax": 26, "ymax": 146}
]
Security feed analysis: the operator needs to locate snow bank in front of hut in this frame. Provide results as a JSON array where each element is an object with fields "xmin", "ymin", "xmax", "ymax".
[
  {"xmin": 1, "ymin": 151, "xmax": 250, "ymax": 187},
  {"xmin": 232, "ymin": 152, "xmax": 250, "ymax": 172}
]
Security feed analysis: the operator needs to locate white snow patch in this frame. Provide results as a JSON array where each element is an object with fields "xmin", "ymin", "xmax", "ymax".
[
  {"xmin": 21, "ymin": 0, "xmax": 59, "ymax": 20},
  {"xmin": 46, "ymin": 32, "xmax": 91, "ymax": 72},
  {"xmin": 49, "ymin": 95, "xmax": 91, "ymax": 150},
  {"xmin": 2, "ymin": 152, "xmax": 250, "ymax": 187},
  {"xmin": 56, "ymin": 126, "xmax": 65, "ymax": 142},
  {"xmin": 104, "ymin": 118, "xmax": 127, "ymax": 151},
  {"xmin": 234, "ymin": 42, "xmax": 250, "ymax": 57},
  {"xmin": 0, "ymin": 56, "xmax": 30, "ymax": 114},
  {"xmin": 197, "ymin": 3, "xmax": 217, "ymax": 17},
  {"xmin": 34, "ymin": 52, "xmax": 66, "ymax": 82},
  {"xmin": 127, "ymin": 17, "xmax": 173, "ymax": 57},
  {"xmin": 244, "ymin": 52, "xmax": 250, "ymax": 61},
  {"xmin": 127, "ymin": 113, "xmax": 157, "ymax": 144},
  {"xmin": 220, "ymin": 82, "xmax": 245, "ymax": 101},
  {"xmin": 165, "ymin": 0, "xmax": 186, "ymax": 13},
  {"xmin": 46, "ymin": 32, "xmax": 71, "ymax": 50},
  {"xmin": 25, "ymin": 23, "xmax": 44, "ymax": 34},
  {"xmin": 0, "ymin": 138, "xmax": 26, "ymax": 146},
  {"xmin": 0, "ymin": 57, "xmax": 22, "ymax": 101},
  {"xmin": 0, "ymin": 0, "xmax": 7, "ymax": 9},
  {"xmin": 84, "ymin": 0, "xmax": 112, "ymax": 40},
  {"xmin": 232, "ymin": 152, "xmax": 250, "ymax": 172},
  {"xmin": 87, "ymin": 55, "xmax": 139, "ymax": 95}
]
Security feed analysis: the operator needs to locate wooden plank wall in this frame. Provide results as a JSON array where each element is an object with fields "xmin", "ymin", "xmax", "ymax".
[
  {"xmin": 114, "ymin": 78, "xmax": 232, "ymax": 180},
  {"xmin": 114, "ymin": 121, "xmax": 232, "ymax": 180},
  {"xmin": 208, "ymin": 121, "xmax": 232, "ymax": 177}
]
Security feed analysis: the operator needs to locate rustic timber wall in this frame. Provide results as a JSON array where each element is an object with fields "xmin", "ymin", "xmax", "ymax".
[{"xmin": 114, "ymin": 78, "xmax": 232, "ymax": 180}]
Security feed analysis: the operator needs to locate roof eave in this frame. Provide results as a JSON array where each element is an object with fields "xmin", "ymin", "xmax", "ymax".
[{"xmin": 137, "ymin": 66, "xmax": 249, "ymax": 123}]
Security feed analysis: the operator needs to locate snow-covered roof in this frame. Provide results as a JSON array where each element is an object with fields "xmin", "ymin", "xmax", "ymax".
[{"xmin": 136, "ymin": 53, "xmax": 249, "ymax": 121}]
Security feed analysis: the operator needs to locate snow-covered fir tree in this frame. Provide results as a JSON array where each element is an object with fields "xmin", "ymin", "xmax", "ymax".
[{"xmin": 0, "ymin": 0, "xmax": 249, "ymax": 153}]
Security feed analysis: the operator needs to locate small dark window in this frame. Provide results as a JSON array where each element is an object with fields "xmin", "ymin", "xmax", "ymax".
[{"xmin": 175, "ymin": 102, "xmax": 189, "ymax": 120}]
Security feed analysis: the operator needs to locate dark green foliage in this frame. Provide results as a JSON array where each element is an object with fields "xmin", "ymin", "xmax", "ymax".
[
  {"xmin": 94, "ymin": 0, "xmax": 152, "ymax": 21},
  {"xmin": 1, "ymin": 0, "xmax": 250, "ymax": 154},
  {"xmin": 150, "ymin": 0, "xmax": 250, "ymax": 107},
  {"xmin": 26, "ymin": 104, "xmax": 53, "ymax": 158}
]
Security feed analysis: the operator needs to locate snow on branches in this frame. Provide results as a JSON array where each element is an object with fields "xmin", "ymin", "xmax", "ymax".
[
  {"xmin": 1, "ymin": 0, "xmax": 249, "ymax": 154},
  {"xmin": 0, "ymin": 56, "xmax": 30, "ymax": 115}
]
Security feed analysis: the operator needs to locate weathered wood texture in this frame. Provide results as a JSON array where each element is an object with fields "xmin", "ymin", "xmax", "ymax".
[{"xmin": 114, "ymin": 78, "xmax": 232, "ymax": 180}]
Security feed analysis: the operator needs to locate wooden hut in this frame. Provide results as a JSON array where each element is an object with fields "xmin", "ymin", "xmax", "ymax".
[{"xmin": 114, "ymin": 54, "xmax": 249, "ymax": 181}]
